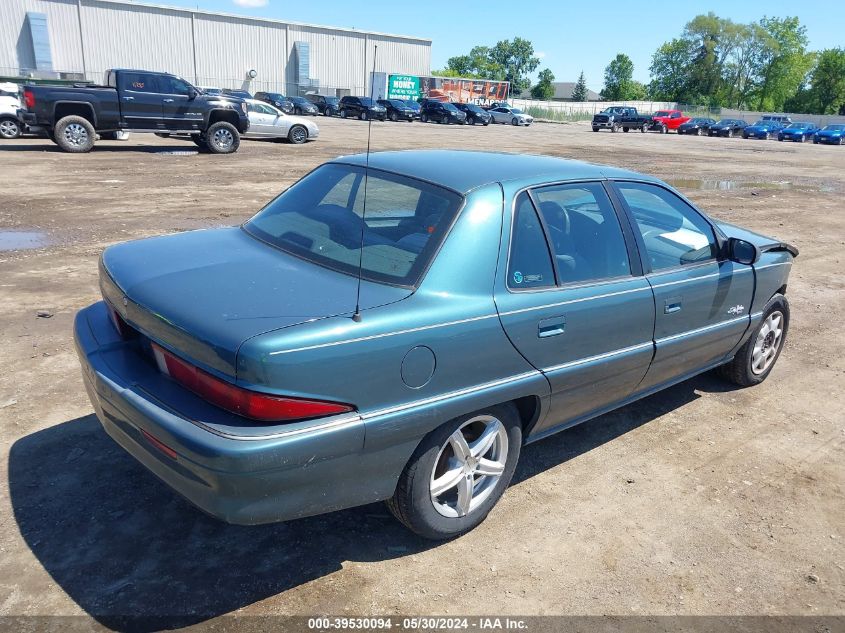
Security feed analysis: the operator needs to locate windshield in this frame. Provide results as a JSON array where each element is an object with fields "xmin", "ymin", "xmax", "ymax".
[
  {"xmin": 823, "ymin": 124, "xmax": 845, "ymax": 131},
  {"xmin": 752, "ymin": 120, "xmax": 769, "ymax": 126},
  {"xmin": 653, "ymin": 111, "xmax": 670, "ymax": 117},
  {"xmin": 360, "ymin": 97, "xmax": 375, "ymax": 106},
  {"xmin": 463, "ymin": 104, "xmax": 483, "ymax": 113},
  {"xmin": 244, "ymin": 164, "xmax": 463, "ymax": 287},
  {"xmin": 202, "ymin": 88, "xmax": 222, "ymax": 95},
  {"xmin": 442, "ymin": 103, "xmax": 459, "ymax": 112},
  {"xmin": 405, "ymin": 100, "xmax": 421, "ymax": 110},
  {"xmin": 388, "ymin": 100, "xmax": 407, "ymax": 108},
  {"xmin": 786, "ymin": 122, "xmax": 809, "ymax": 129},
  {"xmin": 511, "ymin": 108, "xmax": 523, "ymax": 114}
]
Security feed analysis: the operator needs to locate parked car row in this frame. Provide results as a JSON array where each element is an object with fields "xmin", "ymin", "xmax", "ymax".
[{"xmin": 591, "ymin": 107, "xmax": 843, "ymax": 145}]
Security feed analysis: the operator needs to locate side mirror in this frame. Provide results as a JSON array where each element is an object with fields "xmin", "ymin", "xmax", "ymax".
[
  {"xmin": 188, "ymin": 88, "xmax": 198, "ymax": 100},
  {"xmin": 728, "ymin": 237, "xmax": 760, "ymax": 265}
]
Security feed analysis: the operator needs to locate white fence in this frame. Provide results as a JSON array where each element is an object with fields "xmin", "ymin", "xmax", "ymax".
[{"xmin": 510, "ymin": 99, "xmax": 678, "ymax": 116}]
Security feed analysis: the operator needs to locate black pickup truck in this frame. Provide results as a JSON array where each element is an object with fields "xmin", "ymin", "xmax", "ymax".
[
  {"xmin": 591, "ymin": 106, "xmax": 653, "ymax": 133},
  {"xmin": 19, "ymin": 69, "xmax": 250, "ymax": 153}
]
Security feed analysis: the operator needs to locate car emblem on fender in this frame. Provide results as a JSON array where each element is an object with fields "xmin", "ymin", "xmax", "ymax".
[{"xmin": 728, "ymin": 305, "xmax": 745, "ymax": 315}]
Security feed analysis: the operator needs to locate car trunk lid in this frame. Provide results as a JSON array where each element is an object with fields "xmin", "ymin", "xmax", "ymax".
[{"xmin": 101, "ymin": 227, "xmax": 411, "ymax": 377}]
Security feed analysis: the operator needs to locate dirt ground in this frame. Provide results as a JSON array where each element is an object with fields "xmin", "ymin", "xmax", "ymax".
[{"xmin": 1, "ymin": 119, "xmax": 843, "ymax": 629}]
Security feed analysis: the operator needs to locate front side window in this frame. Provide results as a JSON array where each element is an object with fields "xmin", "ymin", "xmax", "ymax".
[
  {"xmin": 533, "ymin": 182, "xmax": 631, "ymax": 284},
  {"xmin": 158, "ymin": 75, "xmax": 192, "ymax": 96},
  {"xmin": 508, "ymin": 193, "xmax": 555, "ymax": 290},
  {"xmin": 615, "ymin": 182, "xmax": 717, "ymax": 272},
  {"xmin": 244, "ymin": 164, "xmax": 462, "ymax": 287}
]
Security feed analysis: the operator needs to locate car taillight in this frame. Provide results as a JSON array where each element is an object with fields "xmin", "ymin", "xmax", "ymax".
[
  {"xmin": 108, "ymin": 304, "xmax": 136, "ymax": 339},
  {"xmin": 150, "ymin": 343, "xmax": 354, "ymax": 422},
  {"xmin": 23, "ymin": 89, "xmax": 34, "ymax": 109}
]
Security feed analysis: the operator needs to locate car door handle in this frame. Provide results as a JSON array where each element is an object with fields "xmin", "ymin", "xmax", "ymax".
[
  {"xmin": 538, "ymin": 316, "xmax": 566, "ymax": 338},
  {"xmin": 122, "ymin": 96, "xmax": 134, "ymax": 101},
  {"xmin": 664, "ymin": 298, "xmax": 682, "ymax": 314},
  {"xmin": 163, "ymin": 98, "xmax": 174, "ymax": 103}
]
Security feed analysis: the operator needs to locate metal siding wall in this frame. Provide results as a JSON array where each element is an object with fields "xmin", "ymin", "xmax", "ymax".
[
  {"xmin": 1, "ymin": 0, "xmax": 83, "ymax": 76},
  {"xmin": 79, "ymin": 0, "xmax": 194, "ymax": 81},
  {"xmin": 193, "ymin": 14, "xmax": 287, "ymax": 91},
  {"xmin": 1, "ymin": 0, "xmax": 431, "ymax": 93}
]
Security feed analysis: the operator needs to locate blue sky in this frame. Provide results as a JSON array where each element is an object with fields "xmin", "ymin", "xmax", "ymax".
[{"xmin": 151, "ymin": 0, "xmax": 841, "ymax": 90}]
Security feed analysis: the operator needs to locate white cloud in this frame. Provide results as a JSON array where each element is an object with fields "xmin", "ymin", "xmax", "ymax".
[
  {"xmin": 536, "ymin": 51, "xmax": 547, "ymax": 59},
  {"xmin": 233, "ymin": 0, "xmax": 268, "ymax": 7}
]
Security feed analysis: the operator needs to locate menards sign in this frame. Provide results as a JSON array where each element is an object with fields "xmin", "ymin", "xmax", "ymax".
[{"xmin": 387, "ymin": 74, "xmax": 510, "ymax": 104}]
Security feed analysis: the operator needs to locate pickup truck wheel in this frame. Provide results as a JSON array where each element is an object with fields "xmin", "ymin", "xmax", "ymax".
[
  {"xmin": 205, "ymin": 121, "xmax": 239, "ymax": 154},
  {"xmin": 659, "ymin": 124, "xmax": 668, "ymax": 134},
  {"xmin": 610, "ymin": 123, "xmax": 619, "ymax": 133},
  {"xmin": 623, "ymin": 127, "xmax": 629, "ymax": 133},
  {"xmin": 287, "ymin": 124, "xmax": 308, "ymax": 144},
  {"xmin": 386, "ymin": 403, "xmax": 522, "ymax": 540},
  {"xmin": 641, "ymin": 122, "xmax": 649, "ymax": 133},
  {"xmin": 54, "ymin": 115, "xmax": 95, "ymax": 153},
  {"xmin": 592, "ymin": 126, "xmax": 599, "ymax": 132},
  {"xmin": 720, "ymin": 295, "xmax": 789, "ymax": 387},
  {"xmin": 190, "ymin": 135, "xmax": 208, "ymax": 150},
  {"xmin": 0, "ymin": 117, "xmax": 22, "ymax": 139}
]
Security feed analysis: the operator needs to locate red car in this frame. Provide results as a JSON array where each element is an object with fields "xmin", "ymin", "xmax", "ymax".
[{"xmin": 651, "ymin": 109, "xmax": 690, "ymax": 133}]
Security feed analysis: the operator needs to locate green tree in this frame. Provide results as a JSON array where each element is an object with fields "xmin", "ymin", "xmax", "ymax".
[
  {"xmin": 753, "ymin": 16, "xmax": 813, "ymax": 111},
  {"xmin": 531, "ymin": 68, "xmax": 555, "ymax": 100},
  {"xmin": 601, "ymin": 53, "xmax": 635, "ymax": 100},
  {"xmin": 648, "ymin": 38, "xmax": 695, "ymax": 102},
  {"xmin": 488, "ymin": 37, "xmax": 541, "ymax": 95},
  {"xmin": 571, "ymin": 71, "xmax": 588, "ymax": 101},
  {"xmin": 806, "ymin": 48, "xmax": 845, "ymax": 113}
]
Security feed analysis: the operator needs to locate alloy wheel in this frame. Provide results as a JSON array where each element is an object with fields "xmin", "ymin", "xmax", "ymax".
[
  {"xmin": 0, "ymin": 119, "xmax": 20, "ymax": 138},
  {"xmin": 429, "ymin": 415, "xmax": 508, "ymax": 518},
  {"xmin": 63, "ymin": 123, "xmax": 89, "ymax": 147},
  {"xmin": 751, "ymin": 311, "xmax": 784, "ymax": 375},
  {"xmin": 212, "ymin": 127, "xmax": 234, "ymax": 150}
]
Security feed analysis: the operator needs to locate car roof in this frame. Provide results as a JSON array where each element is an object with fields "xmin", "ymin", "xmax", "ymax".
[{"xmin": 332, "ymin": 150, "xmax": 658, "ymax": 194}]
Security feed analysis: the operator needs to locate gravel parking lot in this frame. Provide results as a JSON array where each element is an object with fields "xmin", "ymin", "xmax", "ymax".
[{"xmin": 1, "ymin": 119, "xmax": 843, "ymax": 627}]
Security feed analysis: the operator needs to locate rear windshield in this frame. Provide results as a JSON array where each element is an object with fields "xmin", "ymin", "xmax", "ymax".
[{"xmin": 244, "ymin": 164, "xmax": 463, "ymax": 287}]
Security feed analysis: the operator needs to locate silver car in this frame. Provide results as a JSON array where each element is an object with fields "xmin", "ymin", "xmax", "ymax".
[
  {"xmin": 244, "ymin": 99, "xmax": 320, "ymax": 144},
  {"xmin": 489, "ymin": 106, "xmax": 533, "ymax": 126}
]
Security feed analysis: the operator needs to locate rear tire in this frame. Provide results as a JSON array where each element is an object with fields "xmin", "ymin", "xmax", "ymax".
[
  {"xmin": 340, "ymin": 109, "xmax": 347, "ymax": 119},
  {"xmin": 204, "ymin": 121, "xmax": 239, "ymax": 154},
  {"xmin": 719, "ymin": 295, "xmax": 789, "ymax": 387},
  {"xmin": 287, "ymin": 124, "xmax": 307, "ymax": 144},
  {"xmin": 54, "ymin": 115, "xmax": 95, "ymax": 153},
  {"xmin": 512, "ymin": 118, "xmax": 519, "ymax": 126},
  {"xmin": 0, "ymin": 117, "xmax": 22, "ymax": 139},
  {"xmin": 642, "ymin": 122, "xmax": 649, "ymax": 133},
  {"xmin": 360, "ymin": 111, "xmax": 368, "ymax": 121},
  {"xmin": 389, "ymin": 111, "xmax": 398, "ymax": 122},
  {"xmin": 421, "ymin": 113, "xmax": 428, "ymax": 123},
  {"xmin": 387, "ymin": 403, "xmax": 522, "ymax": 540}
]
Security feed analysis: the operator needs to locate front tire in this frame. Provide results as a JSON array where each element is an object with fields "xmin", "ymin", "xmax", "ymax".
[
  {"xmin": 287, "ymin": 124, "xmax": 307, "ymax": 144},
  {"xmin": 512, "ymin": 118, "xmax": 519, "ymax": 126},
  {"xmin": 54, "ymin": 115, "xmax": 95, "ymax": 152},
  {"xmin": 720, "ymin": 295, "xmax": 789, "ymax": 387},
  {"xmin": 387, "ymin": 404, "xmax": 522, "ymax": 540},
  {"xmin": 204, "ymin": 121, "xmax": 240, "ymax": 154},
  {"xmin": 0, "ymin": 117, "xmax": 22, "ymax": 139},
  {"xmin": 340, "ymin": 109, "xmax": 348, "ymax": 119}
]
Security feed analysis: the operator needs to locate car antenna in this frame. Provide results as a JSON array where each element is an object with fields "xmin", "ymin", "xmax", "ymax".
[{"xmin": 352, "ymin": 44, "xmax": 377, "ymax": 323}]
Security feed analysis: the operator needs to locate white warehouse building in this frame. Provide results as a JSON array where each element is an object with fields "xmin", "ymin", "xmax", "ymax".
[{"xmin": 1, "ymin": 0, "xmax": 432, "ymax": 96}]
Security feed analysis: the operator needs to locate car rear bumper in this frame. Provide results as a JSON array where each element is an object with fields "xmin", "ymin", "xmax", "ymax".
[{"xmin": 74, "ymin": 301, "xmax": 395, "ymax": 525}]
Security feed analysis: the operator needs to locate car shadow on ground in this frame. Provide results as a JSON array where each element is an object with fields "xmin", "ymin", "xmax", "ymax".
[
  {"xmin": 8, "ymin": 371, "xmax": 736, "ymax": 631},
  {"xmin": 0, "ymin": 142, "xmax": 202, "ymax": 154}
]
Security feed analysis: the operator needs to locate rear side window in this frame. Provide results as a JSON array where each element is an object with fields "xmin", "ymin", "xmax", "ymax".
[
  {"xmin": 244, "ymin": 164, "xmax": 462, "ymax": 287},
  {"xmin": 533, "ymin": 182, "xmax": 631, "ymax": 284},
  {"xmin": 508, "ymin": 193, "xmax": 555, "ymax": 290},
  {"xmin": 119, "ymin": 72, "xmax": 156, "ymax": 93}
]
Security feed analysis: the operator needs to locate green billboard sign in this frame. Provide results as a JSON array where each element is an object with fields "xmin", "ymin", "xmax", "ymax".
[{"xmin": 387, "ymin": 74, "xmax": 421, "ymax": 99}]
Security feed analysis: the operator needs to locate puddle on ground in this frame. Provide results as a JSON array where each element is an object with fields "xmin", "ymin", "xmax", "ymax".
[
  {"xmin": 667, "ymin": 179, "xmax": 797, "ymax": 191},
  {"xmin": 154, "ymin": 150, "xmax": 199, "ymax": 156},
  {"xmin": 0, "ymin": 230, "xmax": 51, "ymax": 251}
]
